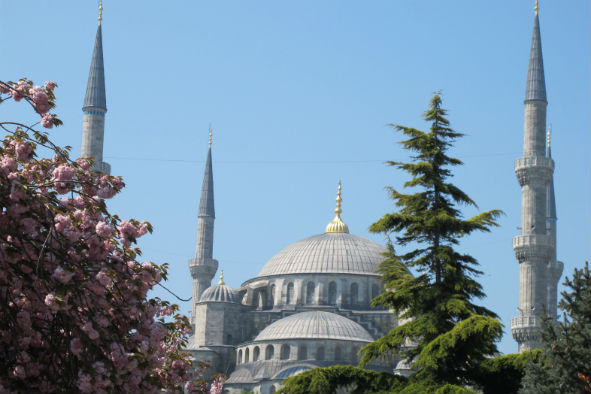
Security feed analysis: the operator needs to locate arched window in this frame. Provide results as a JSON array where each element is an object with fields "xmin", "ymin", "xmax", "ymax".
[
  {"xmin": 265, "ymin": 345, "xmax": 274, "ymax": 360},
  {"xmin": 328, "ymin": 281, "xmax": 337, "ymax": 305},
  {"xmin": 245, "ymin": 348, "xmax": 250, "ymax": 363},
  {"xmin": 334, "ymin": 345, "xmax": 342, "ymax": 360},
  {"xmin": 297, "ymin": 344, "xmax": 308, "ymax": 360},
  {"xmin": 269, "ymin": 385, "xmax": 277, "ymax": 394},
  {"xmin": 253, "ymin": 346, "xmax": 260, "ymax": 361},
  {"xmin": 350, "ymin": 282, "xmax": 359, "ymax": 306},
  {"xmin": 269, "ymin": 284, "xmax": 275, "ymax": 307},
  {"xmin": 226, "ymin": 334, "xmax": 233, "ymax": 344},
  {"xmin": 238, "ymin": 349, "xmax": 242, "ymax": 364},
  {"xmin": 316, "ymin": 345, "xmax": 325, "ymax": 361},
  {"xmin": 286, "ymin": 282, "xmax": 294, "ymax": 305},
  {"xmin": 280, "ymin": 344, "xmax": 290, "ymax": 360},
  {"xmin": 372, "ymin": 283, "xmax": 380, "ymax": 301},
  {"xmin": 306, "ymin": 282, "xmax": 315, "ymax": 304}
]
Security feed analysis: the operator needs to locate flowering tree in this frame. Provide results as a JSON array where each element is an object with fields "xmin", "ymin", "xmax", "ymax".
[{"xmin": 0, "ymin": 79, "xmax": 224, "ymax": 394}]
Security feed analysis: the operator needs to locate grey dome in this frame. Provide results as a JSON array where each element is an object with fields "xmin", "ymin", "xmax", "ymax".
[
  {"xmin": 256, "ymin": 233, "xmax": 386, "ymax": 277},
  {"xmin": 255, "ymin": 311, "xmax": 373, "ymax": 342},
  {"xmin": 199, "ymin": 284, "xmax": 238, "ymax": 303}
]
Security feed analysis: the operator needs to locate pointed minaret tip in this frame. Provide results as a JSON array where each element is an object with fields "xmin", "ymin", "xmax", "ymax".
[
  {"xmin": 98, "ymin": 1, "xmax": 103, "ymax": 26},
  {"xmin": 525, "ymin": 0, "xmax": 547, "ymax": 103},
  {"xmin": 535, "ymin": 0, "xmax": 539, "ymax": 15},
  {"xmin": 325, "ymin": 180, "xmax": 350, "ymax": 233},
  {"xmin": 209, "ymin": 125, "xmax": 213, "ymax": 148}
]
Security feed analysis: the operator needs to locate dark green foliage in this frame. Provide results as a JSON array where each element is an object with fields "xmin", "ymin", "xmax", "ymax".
[
  {"xmin": 469, "ymin": 350, "xmax": 541, "ymax": 394},
  {"xmin": 276, "ymin": 365, "xmax": 406, "ymax": 394},
  {"xmin": 360, "ymin": 94, "xmax": 503, "ymax": 386},
  {"xmin": 520, "ymin": 262, "xmax": 591, "ymax": 394}
]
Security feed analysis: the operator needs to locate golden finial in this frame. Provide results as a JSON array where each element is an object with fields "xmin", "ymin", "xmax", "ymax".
[
  {"xmin": 325, "ymin": 180, "xmax": 350, "ymax": 233},
  {"xmin": 208, "ymin": 125, "xmax": 213, "ymax": 148},
  {"xmin": 534, "ymin": 0, "xmax": 539, "ymax": 15},
  {"xmin": 98, "ymin": 1, "xmax": 103, "ymax": 25},
  {"xmin": 547, "ymin": 124, "xmax": 551, "ymax": 148},
  {"xmin": 218, "ymin": 270, "xmax": 225, "ymax": 285}
]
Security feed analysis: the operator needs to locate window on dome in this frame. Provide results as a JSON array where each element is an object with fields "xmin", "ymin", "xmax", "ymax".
[
  {"xmin": 316, "ymin": 345, "xmax": 325, "ymax": 361},
  {"xmin": 265, "ymin": 345, "xmax": 274, "ymax": 360},
  {"xmin": 253, "ymin": 346, "xmax": 260, "ymax": 361},
  {"xmin": 350, "ymin": 283, "xmax": 359, "ymax": 306},
  {"xmin": 328, "ymin": 281, "xmax": 337, "ymax": 305},
  {"xmin": 245, "ymin": 348, "xmax": 250, "ymax": 363},
  {"xmin": 269, "ymin": 284, "xmax": 275, "ymax": 307},
  {"xmin": 280, "ymin": 344, "xmax": 290, "ymax": 360},
  {"xmin": 297, "ymin": 344, "xmax": 308, "ymax": 360},
  {"xmin": 372, "ymin": 283, "xmax": 380, "ymax": 301},
  {"xmin": 238, "ymin": 349, "xmax": 242, "ymax": 364},
  {"xmin": 306, "ymin": 282, "xmax": 315, "ymax": 304},
  {"xmin": 286, "ymin": 283, "xmax": 294, "ymax": 305}
]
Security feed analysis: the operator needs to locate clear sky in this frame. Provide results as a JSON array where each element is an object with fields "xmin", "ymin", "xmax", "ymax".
[{"xmin": 1, "ymin": 1, "xmax": 589, "ymax": 355}]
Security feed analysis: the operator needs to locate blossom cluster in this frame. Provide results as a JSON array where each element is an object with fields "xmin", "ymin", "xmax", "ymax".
[{"xmin": 0, "ymin": 80, "xmax": 223, "ymax": 394}]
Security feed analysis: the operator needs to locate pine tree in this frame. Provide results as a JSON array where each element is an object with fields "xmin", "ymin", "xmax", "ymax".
[
  {"xmin": 520, "ymin": 262, "xmax": 591, "ymax": 394},
  {"xmin": 359, "ymin": 94, "xmax": 503, "ymax": 387}
]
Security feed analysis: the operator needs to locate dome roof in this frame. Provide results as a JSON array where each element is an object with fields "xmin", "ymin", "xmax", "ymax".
[
  {"xmin": 255, "ymin": 311, "xmax": 373, "ymax": 342},
  {"xmin": 256, "ymin": 232, "xmax": 386, "ymax": 277},
  {"xmin": 199, "ymin": 284, "xmax": 239, "ymax": 303}
]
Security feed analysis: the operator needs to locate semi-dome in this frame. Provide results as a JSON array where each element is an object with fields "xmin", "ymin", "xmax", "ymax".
[
  {"xmin": 199, "ymin": 283, "xmax": 238, "ymax": 303},
  {"xmin": 255, "ymin": 311, "xmax": 373, "ymax": 342},
  {"xmin": 256, "ymin": 232, "xmax": 386, "ymax": 277}
]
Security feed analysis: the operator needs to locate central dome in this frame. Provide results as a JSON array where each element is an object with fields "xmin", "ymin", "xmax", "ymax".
[
  {"xmin": 256, "ymin": 232, "xmax": 386, "ymax": 277},
  {"xmin": 255, "ymin": 311, "xmax": 373, "ymax": 342}
]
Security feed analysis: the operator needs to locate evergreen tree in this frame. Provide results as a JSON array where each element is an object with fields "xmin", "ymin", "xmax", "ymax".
[
  {"xmin": 359, "ymin": 94, "xmax": 503, "ymax": 387},
  {"xmin": 520, "ymin": 262, "xmax": 591, "ymax": 394}
]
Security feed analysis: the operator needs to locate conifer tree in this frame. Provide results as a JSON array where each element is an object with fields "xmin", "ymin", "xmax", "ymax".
[
  {"xmin": 360, "ymin": 94, "xmax": 503, "ymax": 387},
  {"xmin": 520, "ymin": 262, "xmax": 591, "ymax": 394}
]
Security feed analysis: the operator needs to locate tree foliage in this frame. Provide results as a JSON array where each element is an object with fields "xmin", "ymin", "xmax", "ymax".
[
  {"xmin": 520, "ymin": 262, "xmax": 591, "ymax": 394},
  {"xmin": 0, "ymin": 79, "xmax": 222, "ymax": 393},
  {"xmin": 359, "ymin": 94, "xmax": 503, "ymax": 386}
]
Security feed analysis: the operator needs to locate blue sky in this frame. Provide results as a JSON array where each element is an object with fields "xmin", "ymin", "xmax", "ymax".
[{"xmin": 1, "ymin": 1, "xmax": 589, "ymax": 355}]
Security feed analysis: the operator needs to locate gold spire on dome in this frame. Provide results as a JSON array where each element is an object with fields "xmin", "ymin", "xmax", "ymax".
[
  {"xmin": 325, "ymin": 180, "xmax": 350, "ymax": 234},
  {"xmin": 218, "ymin": 270, "xmax": 225, "ymax": 285},
  {"xmin": 98, "ymin": 1, "xmax": 103, "ymax": 25},
  {"xmin": 535, "ymin": 0, "xmax": 539, "ymax": 15},
  {"xmin": 208, "ymin": 125, "xmax": 213, "ymax": 148}
]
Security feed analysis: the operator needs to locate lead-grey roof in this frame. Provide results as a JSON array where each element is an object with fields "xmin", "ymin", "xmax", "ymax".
[
  {"xmin": 83, "ymin": 25, "xmax": 107, "ymax": 111},
  {"xmin": 256, "ymin": 232, "xmax": 386, "ymax": 277},
  {"xmin": 199, "ymin": 283, "xmax": 238, "ymax": 303},
  {"xmin": 254, "ymin": 311, "xmax": 373, "ymax": 342},
  {"xmin": 525, "ymin": 14, "xmax": 547, "ymax": 103},
  {"xmin": 198, "ymin": 147, "xmax": 215, "ymax": 218}
]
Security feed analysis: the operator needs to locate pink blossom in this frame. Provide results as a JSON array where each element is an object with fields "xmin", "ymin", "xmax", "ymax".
[
  {"xmin": 41, "ymin": 113, "xmax": 54, "ymax": 128},
  {"xmin": 81, "ymin": 322, "xmax": 99, "ymax": 340},
  {"xmin": 95, "ymin": 271, "xmax": 112, "ymax": 287},
  {"xmin": 0, "ymin": 82, "xmax": 10, "ymax": 94},
  {"xmin": 52, "ymin": 266, "xmax": 75, "ymax": 284},
  {"xmin": 30, "ymin": 86, "xmax": 50, "ymax": 114},
  {"xmin": 209, "ymin": 376, "xmax": 225, "ymax": 394},
  {"xmin": 95, "ymin": 221, "xmax": 113, "ymax": 237},
  {"xmin": 44, "ymin": 81, "xmax": 57, "ymax": 91},
  {"xmin": 0, "ymin": 156, "xmax": 18, "ymax": 175},
  {"xmin": 70, "ymin": 338, "xmax": 83, "ymax": 356},
  {"xmin": 44, "ymin": 293, "xmax": 60, "ymax": 312},
  {"xmin": 11, "ymin": 141, "xmax": 33, "ymax": 161}
]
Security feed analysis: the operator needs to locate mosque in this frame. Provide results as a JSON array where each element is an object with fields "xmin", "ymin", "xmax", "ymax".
[{"xmin": 78, "ymin": 2, "xmax": 560, "ymax": 393}]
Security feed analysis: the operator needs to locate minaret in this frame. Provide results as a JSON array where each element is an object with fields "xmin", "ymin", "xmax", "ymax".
[
  {"xmin": 189, "ymin": 128, "xmax": 218, "ymax": 321},
  {"xmin": 511, "ymin": 1, "xmax": 559, "ymax": 352},
  {"xmin": 545, "ymin": 128, "xmax": 564, "ymax": 319},
  {"xmin": 81, "ymin": 1, "xmax": 110, "ymax": 174}
]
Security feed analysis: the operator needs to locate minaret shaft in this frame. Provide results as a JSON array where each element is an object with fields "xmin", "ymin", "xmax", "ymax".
[
  {"xmin": 511, "ymin": 10, "xmax": 561, "ymax": 353},
  {"xmin": 189, "ymin": 143, "xmax": 218, "ymax": 322}
]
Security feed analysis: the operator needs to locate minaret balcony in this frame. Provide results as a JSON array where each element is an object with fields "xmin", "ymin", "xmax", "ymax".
[
  {"xmin": 513, "ymin": 234, "xmax": 554, "ymax": 262},
  {"xmin": 514, "ymin": 156, "xmax": 554, "ymax": 186},
  {"xmin": 511, "ymin": 315, "xmax": 540, "ymax": 345}
]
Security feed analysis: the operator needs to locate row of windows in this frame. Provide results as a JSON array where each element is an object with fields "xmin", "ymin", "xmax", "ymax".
[
  {"xmin": 237, "ymin": 343, "xmax": 360, "ymax": 364},
  {"xmin": 258, "ymin": 282, "xmax": 381, "ymax": 306}
]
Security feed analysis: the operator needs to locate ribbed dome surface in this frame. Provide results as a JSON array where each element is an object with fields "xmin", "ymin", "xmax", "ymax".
[
  {"xmin": 199, "ymin": 284, "xmax": 239, "ymax": 303},
  {"xmin": 256, "ymin": 233, "xmax": 386, "ymax": 277},
  {"xmin": 255, "ymin": 311, "xmax": 373, "ymax": 342}
]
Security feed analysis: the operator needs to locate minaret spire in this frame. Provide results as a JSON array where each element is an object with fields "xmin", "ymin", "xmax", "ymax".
[
  {"xmin": 512, "ymin": 7, "xmax": 561, "ymax": 352},
  {"xmin": 80, "ymin": 2, "xmax": 110, "ymax": 174},
  {"xmin": 189, "ymin": 130, "xmax": 218, "ymax": 324}
]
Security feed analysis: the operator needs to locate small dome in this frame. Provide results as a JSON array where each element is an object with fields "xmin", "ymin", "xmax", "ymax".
[
  {"xmin": 255, "ymin": 232, "xmax": 386, "ymax": 277},
  {"xmin": 255, "ymin": 311, "xmax": 373, "ymax": 342},
  {"xmin": 199, "ymin": 284, "xmax": 239, "ymax": 303},
  {"xmin": 272, "ymin": 365, "xmax": 314, "ymax": 380}
]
